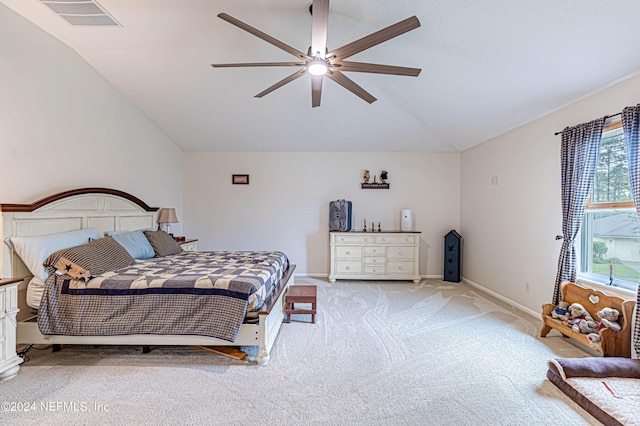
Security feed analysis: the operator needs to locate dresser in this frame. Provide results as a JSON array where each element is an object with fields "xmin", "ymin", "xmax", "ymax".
[
  {"xmin": 329, "ymin": 231, "xmax": 421, "ymax": 283},
  {"xmin": 0, "ymin": 278, "xmax": 22, "ymax": 381}
]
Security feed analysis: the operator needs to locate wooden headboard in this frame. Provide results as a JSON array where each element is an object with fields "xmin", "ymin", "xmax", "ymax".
[{"xmin": 1, "ymin": 188, "xmax": 158, "ymax": 284}]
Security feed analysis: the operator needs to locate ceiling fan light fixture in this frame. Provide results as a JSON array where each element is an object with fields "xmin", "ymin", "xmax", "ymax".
[{"xmin": 307, "ymin": 57, "xmax": 328, "ymax": 76}]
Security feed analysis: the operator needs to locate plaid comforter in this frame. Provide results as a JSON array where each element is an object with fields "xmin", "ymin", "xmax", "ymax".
[{"xmin": 37, "ymin": 251, "xmax": 289, "ymax": 342}]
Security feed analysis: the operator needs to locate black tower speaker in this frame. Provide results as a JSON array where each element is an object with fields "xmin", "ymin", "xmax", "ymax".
[{"xmin": 443, "ymin": 230, "xmax": 462, "ymax": 282}]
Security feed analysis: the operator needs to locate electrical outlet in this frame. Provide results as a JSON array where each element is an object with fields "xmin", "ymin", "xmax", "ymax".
[{"xmin": 525, "ymin": 282, "xmax": 530, "ymax": 292}]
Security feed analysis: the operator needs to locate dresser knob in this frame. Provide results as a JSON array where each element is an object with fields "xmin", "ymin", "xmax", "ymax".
[
  {"xmin": 346, "ymin": 251, "xmax": 351, "ymax": 255},
  {"xmin": 346, "ymin": 266, "xmax": 351, "ymax": 270},
  {"xmin": 399, "ymin": 266, "xmax": 404, "ymax": 271}
]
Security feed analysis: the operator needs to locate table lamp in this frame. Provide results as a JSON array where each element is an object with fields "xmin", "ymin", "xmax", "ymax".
[{"xmin": 157, "ymin": 208, "xmax": 178, "ymax": 236}]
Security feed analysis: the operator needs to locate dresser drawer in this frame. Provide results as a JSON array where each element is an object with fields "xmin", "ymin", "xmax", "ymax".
[
  {"xmin": 375, "ymin": 235, "xmax": 417, "ymax": 245},
  {"xmin": 335, "ymin": 262, "xmax": 362, "ymax": 274},
  {"xmin": 333, "ymin": 234, "xmax": 375, "ymax": 244},
  {"xmin": 388, "ymin": 246, "xmax": 414, "ymax": 261},
  {"xmin": 364, "ymin": 256, "xmax": 385, "ymax": 265},
  {"xmin": 364, "ymin": 246, "xmax": 386, "ymax": 256},
  {"xmin": 363, "ymin": 265, "xmax": 385, "ymax": 274},
  {"xmin": 388, "ymin": 262, "xmax": 415, "ymax": 274},
  {"xmin": 335, "ymin": 246, "xmax": 362, "ymax": 259}
]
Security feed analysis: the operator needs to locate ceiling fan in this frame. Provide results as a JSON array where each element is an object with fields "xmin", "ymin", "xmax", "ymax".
[{"xmin": 211, "ymin": 0, "xmax": 421, "ymax": 107}]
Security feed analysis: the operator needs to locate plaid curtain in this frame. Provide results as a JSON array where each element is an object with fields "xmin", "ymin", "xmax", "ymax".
[
  {"xmin": 553, "ymin": 118, "xmax": 605, "ymax": 304},
  {"xmin": 621, "ymin": 105, "xmax": 640, "ymax": 357}
]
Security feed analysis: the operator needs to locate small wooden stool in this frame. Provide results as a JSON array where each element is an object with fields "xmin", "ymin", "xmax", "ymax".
[{"xmin": 285, "ymin": 285, "xmax": 317, "ymax": 323}]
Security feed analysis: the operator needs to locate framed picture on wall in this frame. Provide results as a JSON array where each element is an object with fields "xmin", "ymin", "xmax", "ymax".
[{"xmin": 232, "ymin": 174, "xmax": 249, "ymax": 185}]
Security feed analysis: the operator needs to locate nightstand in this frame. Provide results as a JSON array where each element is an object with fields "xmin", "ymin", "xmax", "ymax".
[
  {"xmin": 0, "ymin": 278, "xmax": 23, "ymax": 381},
  {"xmin": 179, "ymin": 239, "xmax": 198, "ymax": 252}
]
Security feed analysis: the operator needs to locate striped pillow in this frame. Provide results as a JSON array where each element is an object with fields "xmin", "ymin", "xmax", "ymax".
[
  {"xmin": 143, "ymin": 230, "xmax": 183, "ymax": 257},
  {"xmin": 44, "ymin": 236, "xmax": 135, "ymax": 280}
]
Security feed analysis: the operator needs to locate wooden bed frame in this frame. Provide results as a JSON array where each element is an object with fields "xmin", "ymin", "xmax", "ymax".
[{"xmin": 1, "ymin": 188, "xmax": 294, "ymax": 365}]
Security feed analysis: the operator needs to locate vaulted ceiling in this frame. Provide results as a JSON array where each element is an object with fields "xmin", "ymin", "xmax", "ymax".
[{"xmin": 4, "ymin": 0, "xmax": 640, "ymax": 152}]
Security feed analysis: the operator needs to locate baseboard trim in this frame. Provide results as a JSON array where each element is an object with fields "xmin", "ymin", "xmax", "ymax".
[
  {"xmin": 293, "ymin": 273, "xmax": 443, "ymax": 280},
  {"xmin": 461, "ymin": 276, "xmax": 539, "ymax": 319},
  {"xmin": 296, "ymin": 273, "xmax": 328, "ymax": 278}
]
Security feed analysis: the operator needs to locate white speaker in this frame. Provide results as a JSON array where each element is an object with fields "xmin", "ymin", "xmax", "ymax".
[{"xmin": 401, "ymin": 209, "xmax": 413, "ymax": 232}]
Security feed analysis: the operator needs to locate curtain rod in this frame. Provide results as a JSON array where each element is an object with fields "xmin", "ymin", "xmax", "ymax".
[{"xmin": 553, "ymin": 112, "xmax": 622, "ymax": 135}]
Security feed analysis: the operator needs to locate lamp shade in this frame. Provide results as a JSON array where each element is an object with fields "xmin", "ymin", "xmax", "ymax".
[{"xmin": 157, "ymin": 208, "xmax": 178, "ymax": 224}]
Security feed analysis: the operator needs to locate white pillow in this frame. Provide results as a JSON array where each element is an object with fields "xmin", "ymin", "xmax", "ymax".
[{"xmin": 9, "ymin": 228, "xmax": 101, "ymax": 282}]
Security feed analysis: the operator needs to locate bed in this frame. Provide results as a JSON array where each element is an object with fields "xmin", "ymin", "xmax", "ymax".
[
  {"xmin": 546, "ymin": 357, "xmax": 640, "ymax": 426},
  {"xmin": 1, "ymin": 188, "xmax": 295, "ymax": 366}
]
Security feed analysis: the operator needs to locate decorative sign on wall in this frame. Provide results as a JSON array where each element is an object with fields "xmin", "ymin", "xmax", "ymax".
[{"xmin": 361, "ymin": 169, "xmax": 389, "ymax": 189}]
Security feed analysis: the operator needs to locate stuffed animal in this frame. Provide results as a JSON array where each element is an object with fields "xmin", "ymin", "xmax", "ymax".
[
  {"xmin": 563, "ymin": 303, "xmax": 594, "ymax": 333},
  {"xmin": 578, "ymin": 317, "xmax": 599, "ymax": 334},
  {"xmin": 587, "ymin": 307, "xmax": 622, "ymax": 344},
  {"xmin": 551, "ymin": 301, "xmax": 570, "ymax": 321}
]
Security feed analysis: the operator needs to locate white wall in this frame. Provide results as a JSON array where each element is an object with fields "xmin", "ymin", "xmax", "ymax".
[
  {"xmin": 184, "ymin": 152, "xmax": 460, "ymax": 276},
  {"xmin": 0, "ymin": 4, "xmax": 183, "ymax": 224},
  {"xmin": 461, "ymin": 73, "xmax": 640, "ymax": 315}
]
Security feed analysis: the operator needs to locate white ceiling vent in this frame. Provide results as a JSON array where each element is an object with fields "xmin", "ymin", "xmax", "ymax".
[{"xmin": 40, "ymin": 0, "xmax": 121, "ymax": 27}]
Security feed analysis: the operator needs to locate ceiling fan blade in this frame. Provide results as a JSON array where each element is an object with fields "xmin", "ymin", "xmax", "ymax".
[
  {"xmin": 334, "ymin": 61, "xmax": 421, "ymax": 76},
  {"xmin": 212, "ymin": 62, "xmax": 305, "ymax": 68},
  {"xmin": 326, "ymin": 71, "xmax": 377, "ymax": 104},
  {"xmin": 328, "ymin": 16, "xmax": 420, "ymax": 61},
  {"xmin": 218, "ymin": 13, "xmax": 309, "ymax": 61},
  {"xmin": 311, "ymin": 75, "xmax": 323, "ymax": 107},
  {"xmin": 311, "ymin": 0, "xmax": 329, "ymax": 58},
  {"xmin": 255, "ymin": 68, "xmax": 307, "ymax": 98}
]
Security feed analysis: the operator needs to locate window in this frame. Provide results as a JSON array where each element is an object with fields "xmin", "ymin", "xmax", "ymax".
[{"xmin": 580, "ymin": 121, "xmax": 640, "ymax": 291}]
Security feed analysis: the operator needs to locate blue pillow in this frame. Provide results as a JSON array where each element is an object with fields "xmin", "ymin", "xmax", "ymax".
[{"xmin": 111, "ymin": 230, "xmax": 155, "ymax": 259}]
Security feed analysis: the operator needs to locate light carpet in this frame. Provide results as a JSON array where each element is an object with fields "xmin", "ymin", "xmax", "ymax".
[{"xmin": 1, "ymin": 279, "xmax": 602, "ymax": 425}]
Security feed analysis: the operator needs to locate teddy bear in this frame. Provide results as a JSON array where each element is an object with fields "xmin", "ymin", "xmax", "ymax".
[
  {"xmin": 578, "ymin": 317, "xmax": 599, "ymax": 334},
  {"xmin": 587, "ymin": 307, "xmax": 622, "ymax": 344},
  {"xmin": 563, "ymin": 303, "xmax": 594, "ymax": 333},
  {"xmin": 551, "ymin": 301, "xmax": 570, "ymax": 321}
]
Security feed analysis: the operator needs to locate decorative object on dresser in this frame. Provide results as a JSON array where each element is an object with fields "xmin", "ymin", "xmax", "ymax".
[
  {"xmin": 443, "ymin": 230, "xmax": 462, "ymax": 282},
  {"xmin": 0, "ymin": 278, "xmax": 22, "ymax": 381},
  {"xmin": 329, "ymin": 199, "xmax": 352, "ymax": 231},
  {"xmin": 329, "ymin": 231, "xmax": 421, "ymax": 283},
  {"xmin": 401, "ymin": 209, "xmax": 413, "ymax": 232},
  {"xmin": 157, "ymin": 208, "xmax": 178, "ymax": 235},
  {"xmin": 285, "ymin": 285, "xmax": 317, "ymax": 323}
]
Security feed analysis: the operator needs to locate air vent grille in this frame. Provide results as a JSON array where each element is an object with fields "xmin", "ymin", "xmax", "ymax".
[{"xmin": 40, "ymin": 0, "xmax": 121, "ymax": 27}]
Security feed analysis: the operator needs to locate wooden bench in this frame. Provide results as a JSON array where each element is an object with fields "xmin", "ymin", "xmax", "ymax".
[{"xmin": 540, "ymin": 281, "xmax": 635, "ymax": 357}]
